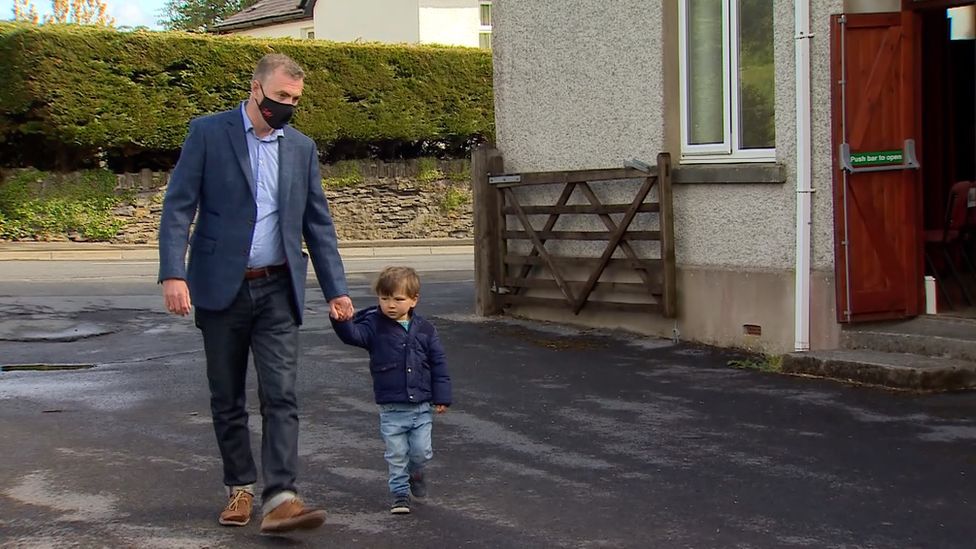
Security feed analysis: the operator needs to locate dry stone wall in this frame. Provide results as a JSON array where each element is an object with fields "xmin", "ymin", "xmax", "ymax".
[{"xmin": 109, "ymin": 162, "xmax": 473, "ymax": 244}]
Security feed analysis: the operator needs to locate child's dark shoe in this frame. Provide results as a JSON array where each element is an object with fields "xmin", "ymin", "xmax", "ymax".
[
  {"xmin": 390, "ymin": 495, "xmax": 411, "ymax": 514},
  {"xmin": 409, "ymin": 471, "xmax": 427, "ymax": 502}
]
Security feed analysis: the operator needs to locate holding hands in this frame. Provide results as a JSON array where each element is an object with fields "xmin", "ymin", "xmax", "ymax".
[
  {"xmin": 165, "ymin": 283, "xmax": 354, "ymax": 321},
  {"xmin": 329, "ymin": 295, "xmax": 354, "ymax": 321}
]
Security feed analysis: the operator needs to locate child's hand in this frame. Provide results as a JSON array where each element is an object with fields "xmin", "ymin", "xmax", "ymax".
[{"xmin": 435, "ymin": 405, "xmax": 448, "ymax": 414}]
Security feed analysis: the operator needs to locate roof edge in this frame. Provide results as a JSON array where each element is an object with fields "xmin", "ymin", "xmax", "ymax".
[{"xmin": 211, "ymin": 12, "xmax": 311, "ymax": 33}]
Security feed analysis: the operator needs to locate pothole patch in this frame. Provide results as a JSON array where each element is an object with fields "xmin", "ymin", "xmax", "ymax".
[
  {"xmin": 0, "ymin": 319, "xmax": 116, "ymax": 342},
  {"xmin": 1, "ymin": 364, "xmax": 96, "ymax": 372}
]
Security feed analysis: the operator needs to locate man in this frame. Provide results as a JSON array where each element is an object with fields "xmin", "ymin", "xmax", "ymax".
[{"xmin": 158, "ymin": 53, "xmax": 353, "ymax": 534}]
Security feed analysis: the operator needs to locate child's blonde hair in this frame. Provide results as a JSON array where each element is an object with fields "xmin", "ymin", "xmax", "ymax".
[{"xmin": 373, "ymin": 266, "xmax": 421, "ymax": 298}]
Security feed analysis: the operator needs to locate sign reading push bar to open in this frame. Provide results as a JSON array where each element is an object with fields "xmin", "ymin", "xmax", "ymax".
[
  {"xmin": 849, "ymin": 150, "xmax": 904, "ymax": 167},
  {"xmin": 839, "ymin": 140, "xmax": 920, "ymax": 174}
]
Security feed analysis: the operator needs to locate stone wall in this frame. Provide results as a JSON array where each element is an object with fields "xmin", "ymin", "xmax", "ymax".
[
  {"xmin": 111, "ymin": 160, "xmax": 473, "ymax": 244},
  {"xmin": 325, "ymin": 179, "xmax": 472, "ymax": 241}
]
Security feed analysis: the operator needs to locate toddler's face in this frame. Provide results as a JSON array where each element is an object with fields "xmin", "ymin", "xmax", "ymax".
[{"xmin": 377, "ymin": 292, "xmax": 419, "ymax": 321}]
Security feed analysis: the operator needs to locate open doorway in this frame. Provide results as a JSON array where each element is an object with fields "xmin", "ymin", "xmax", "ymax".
[{"xmin": 919, "ymin": 3, "xmax": 976, "ymax": 313}]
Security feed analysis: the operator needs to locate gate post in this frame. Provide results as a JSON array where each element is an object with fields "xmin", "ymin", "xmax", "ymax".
[
  {"xmin": 658, "ymin": 152, "xmax": 678, "ymax": 318},
  {"xmin": 473, "ymin": 144, "xmax": 504, "ymax": 316}
]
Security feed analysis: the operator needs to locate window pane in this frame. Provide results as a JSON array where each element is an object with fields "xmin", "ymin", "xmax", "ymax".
[
  {"xmin": 687, "ymin": 0, "xmax": 725, "ymax": 145},
  {"xmin": 481, "ymin": 3, "xmax": 492, "ymax": 27},
  {"xmin": 479, "ymin": 32, "xmax": 492, "ymax": 49},
  {"xmin": 738, "ymin": 0, "xmax": 775, "ymax": 149}
]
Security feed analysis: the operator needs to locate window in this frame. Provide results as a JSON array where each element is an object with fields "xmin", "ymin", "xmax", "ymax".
[
  {"xmin": 480, "ymin": 1, "xmax": 492, "ymax": 27},
  {"xmin": 678, "ymin": 0, "xmax": 775, "ymax": 162},
  {"xmin": 302, "ymin": 27, "xmax": 315, "ymax": 40},
  {"xmin": 479, "ymin": 1, "xmax": 492, "ymax": 49}
]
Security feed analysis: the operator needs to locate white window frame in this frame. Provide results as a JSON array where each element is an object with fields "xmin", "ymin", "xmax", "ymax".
[
  {"xmin": 301, "ymin": 27, "xmax": 315, "ymax": 40},
  {"xmin": 479, "ymin": 1, "xmax": 492, "ymax": 49},
  {"xmin": 678, "ymin": 0, "xmax": 776, "ymax": 163}
]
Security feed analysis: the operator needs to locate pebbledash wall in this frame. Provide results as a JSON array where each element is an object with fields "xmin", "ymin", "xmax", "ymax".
[
  {"xmin": 492, "ymin": 0, "xmax": 849, "ymax": 353},
  {"xmin": 105, "ymin": 161, "xmax": 473, "ymax": 245}
]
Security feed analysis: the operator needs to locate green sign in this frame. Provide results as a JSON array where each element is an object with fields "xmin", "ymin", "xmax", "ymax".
[{"xmin": 849, "ymin": 150, "xmax": 903, "ymax": 167}]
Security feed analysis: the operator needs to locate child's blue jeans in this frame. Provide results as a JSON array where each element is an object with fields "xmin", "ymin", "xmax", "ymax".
[{"xmin": 378, "ymin": 402, "xmax": 434, "ymax": 496}]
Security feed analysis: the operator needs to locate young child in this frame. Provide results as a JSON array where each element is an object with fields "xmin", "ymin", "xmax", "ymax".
[{"xmin": 330, "ymin": 266, "xmax": 452, "ymax": 514}]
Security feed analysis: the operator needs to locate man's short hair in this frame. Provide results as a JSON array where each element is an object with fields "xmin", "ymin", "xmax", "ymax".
[
  {"xmin": 253, "ymin": 53, "xmax": 305, "ymax": 83},
  {"xmin": 374, "ymin": 266, "xmax": 421, "ymax": 298}
]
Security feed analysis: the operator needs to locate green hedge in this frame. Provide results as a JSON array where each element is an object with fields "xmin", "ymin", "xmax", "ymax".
[{"xmin": 0, "ymin": 23, "xmax": 493, "ymax": 167}]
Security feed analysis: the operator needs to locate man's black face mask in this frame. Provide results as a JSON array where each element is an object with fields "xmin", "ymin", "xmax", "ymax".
[{"xmin": 255, "ymin": 83, "xmax": 294, "ymax": 130}]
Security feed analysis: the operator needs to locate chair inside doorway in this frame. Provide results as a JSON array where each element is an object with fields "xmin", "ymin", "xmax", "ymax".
[{"xmin": 925, "ymin": 180, "xmax": 976, "ymax": 309}]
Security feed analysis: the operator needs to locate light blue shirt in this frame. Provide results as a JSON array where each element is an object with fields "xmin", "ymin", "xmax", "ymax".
[{"xmin": 241, "ymin": 102, "xmax": 286, "ymax": 268}]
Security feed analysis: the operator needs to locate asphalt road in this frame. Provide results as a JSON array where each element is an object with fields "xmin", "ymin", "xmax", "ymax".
[{"xmin": 0, "ymin": 259, "xmax": 974, "ymax": 548}]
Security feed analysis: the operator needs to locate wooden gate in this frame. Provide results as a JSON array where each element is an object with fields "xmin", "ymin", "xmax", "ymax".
[{"xmin": 473, "ymin": 148, "xmax": 677, "ymax": 318}]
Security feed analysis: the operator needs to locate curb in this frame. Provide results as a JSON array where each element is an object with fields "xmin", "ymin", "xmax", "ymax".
[
  {"xmin": 781, "ymin": 350, "xmax": 976, "ymax": 392},
  {"xmin": 0, "ymin": 239, "xmax": 474, "ymax": 261}
]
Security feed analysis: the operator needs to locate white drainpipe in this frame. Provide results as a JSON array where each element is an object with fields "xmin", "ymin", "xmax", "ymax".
[{"xmin": 794, "ymin": 0, "xmax": 813, "ymax": 352}]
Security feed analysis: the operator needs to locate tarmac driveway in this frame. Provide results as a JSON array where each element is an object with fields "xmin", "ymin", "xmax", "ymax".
[{"xmin": 0, "ymin": 271, "xmax": 974, "ymax": 548}]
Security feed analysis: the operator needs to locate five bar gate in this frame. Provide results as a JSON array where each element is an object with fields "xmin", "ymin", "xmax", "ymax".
[{"xmin": 473, "ymin": 146, "xmax": 677, "ymax": 319}]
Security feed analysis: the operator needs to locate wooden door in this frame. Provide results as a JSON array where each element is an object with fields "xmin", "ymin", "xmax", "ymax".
[{"xmin": 832, "ymin": 12, "xmax": 923, "ymax": 322}]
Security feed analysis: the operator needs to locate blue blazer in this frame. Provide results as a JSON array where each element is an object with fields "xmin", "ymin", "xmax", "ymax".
[
  {"xmin": 158, "ymin": 109, "xmax": 347, "ymax": 323},
  {"xmin": 331, "ymin": 306, "xmax": 453, "ymax": 406}
]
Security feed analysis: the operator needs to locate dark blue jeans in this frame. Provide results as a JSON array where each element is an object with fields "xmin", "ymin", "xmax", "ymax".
[{"xmin": 195, "ymin": 272, "xmax": 300, "ymax": 503}]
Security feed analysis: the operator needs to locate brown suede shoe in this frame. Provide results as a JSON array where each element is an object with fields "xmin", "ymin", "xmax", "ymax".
[
  {"xmin": 260, "ymin": 498, "xmax": 327, "ymax": 534},
  {"xmin": 218, "ymin": 490, "xmax": 253, "ymax": 527}
]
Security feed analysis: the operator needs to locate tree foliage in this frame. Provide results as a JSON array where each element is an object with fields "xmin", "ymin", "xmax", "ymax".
[
  {"xmin": 159, "ymin": 0, "xmax": 259, "ymax": 32},
  {"xmin": 12, "ymin": 0, "xmax": 115, "ymax": 26},
  {"xmin": 12, "ymin": 0, "xmax": 40, "ymax": 24}
]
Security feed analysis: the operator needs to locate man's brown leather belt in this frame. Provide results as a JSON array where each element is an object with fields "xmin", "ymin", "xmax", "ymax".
[{"xmin": 244, "ymin": 264, "xmax": 288, "ymax": 280}]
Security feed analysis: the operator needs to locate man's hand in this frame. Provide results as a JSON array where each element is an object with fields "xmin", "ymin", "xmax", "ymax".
[
  {"xmin": 435, "ymin": 405, "xmax": 448, "ymax": 414},
  {"xmin": 162, "ymin": 279, "xmax": 192, "ymax": 316},
  {"xmin": 329, "ymin": 295, "xmax": 354, "ymax": 321}
]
